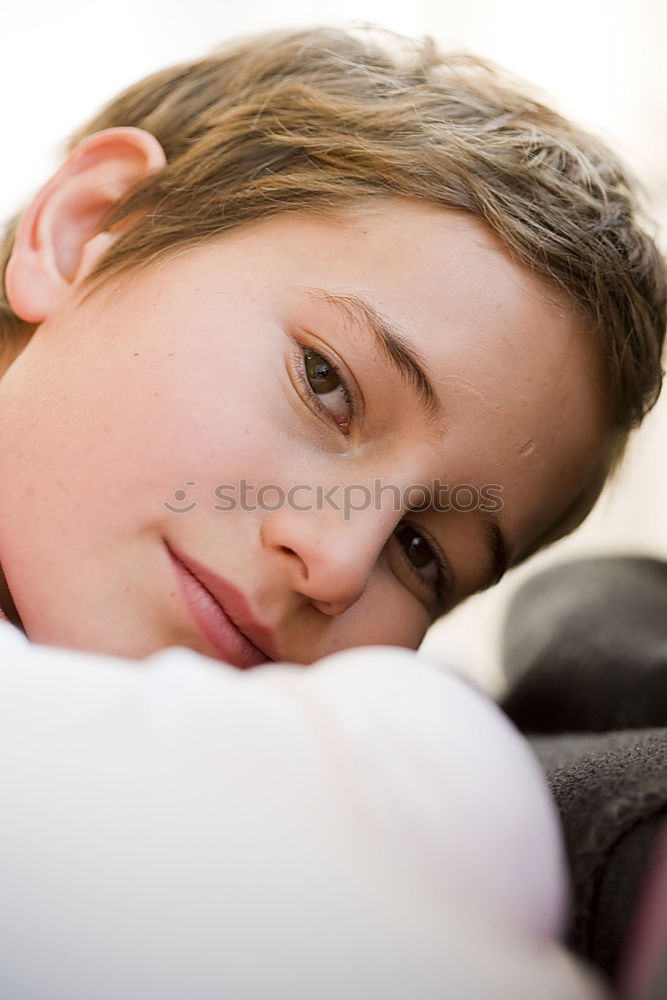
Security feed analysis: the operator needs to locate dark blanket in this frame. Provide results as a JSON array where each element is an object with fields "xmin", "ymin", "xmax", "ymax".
[
  {"xmin": 499, "ymin": 556, "xmax": 667, "ymax": 990},
  {"xmin": 530, "ymin": 728, "xmax": 667, "ymax": 981}
]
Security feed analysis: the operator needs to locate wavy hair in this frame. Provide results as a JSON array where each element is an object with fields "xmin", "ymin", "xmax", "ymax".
[{"xmin": 1, "ymin": 23, "xmax": 665, "ymax": 437}]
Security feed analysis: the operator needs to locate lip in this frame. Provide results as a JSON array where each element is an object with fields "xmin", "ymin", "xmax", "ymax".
[{"xmin": 166, "ymin": 542, "xmax": 277, "ymax": 668}]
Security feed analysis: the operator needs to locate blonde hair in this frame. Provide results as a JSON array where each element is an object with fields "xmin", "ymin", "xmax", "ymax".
[{"xmin": 1, "ymin": 23, "xmax": 665, "ymax": 436}]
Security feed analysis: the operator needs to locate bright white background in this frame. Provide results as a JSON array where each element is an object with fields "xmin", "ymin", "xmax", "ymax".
[{"xmin": 2, "ymin": 1, "xmax": 666, "ymax": 692}]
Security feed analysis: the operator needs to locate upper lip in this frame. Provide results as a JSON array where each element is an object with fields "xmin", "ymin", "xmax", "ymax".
[{"xmin": 166, "ymin": 542, "xmax": 279, "ymax": 663}]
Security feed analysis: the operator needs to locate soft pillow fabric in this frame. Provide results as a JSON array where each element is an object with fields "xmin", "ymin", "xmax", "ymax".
[{"xmin": 0, "ymin": 627, "xmax": 608, "ymax": 1000}]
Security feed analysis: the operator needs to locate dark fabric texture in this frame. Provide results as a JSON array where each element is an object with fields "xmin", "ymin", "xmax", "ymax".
[
  {"xmin": 530, "ymin": 729, "xmax": 667, "ymax": 979},
  {"xmin": 501, "ymin": 555, "xmax": 667, "ymax": 733},
  {"xmin": 499, "ymin": 555, "xmax": 667, "ymax": 987}
]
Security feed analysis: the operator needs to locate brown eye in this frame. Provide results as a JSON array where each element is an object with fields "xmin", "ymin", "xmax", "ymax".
[
  {"xmin": 296, "ymin": 345, "xmax": 354, "ymax": 433},
  {"xmin": 395, "ymin": 523, "xmax": 437, "ymax": 571},
  {"xmin": 393, "ymin": 521, "xmax": 451, "ymax": 606},
  {"xmin": 304, "ymin": 349, "xmax": 341, "ymax": 395}
]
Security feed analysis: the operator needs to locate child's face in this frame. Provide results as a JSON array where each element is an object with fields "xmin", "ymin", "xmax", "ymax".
[{"xmin": 0, "ymin": 198, "xmax": 607, "ymax": 665}]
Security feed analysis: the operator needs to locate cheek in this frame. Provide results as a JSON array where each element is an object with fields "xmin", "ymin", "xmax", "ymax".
[{"xmin": 318, "ymin": 578, "xmax": 431, "ymax": 660}]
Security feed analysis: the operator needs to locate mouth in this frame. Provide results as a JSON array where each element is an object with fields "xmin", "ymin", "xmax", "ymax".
[{"xmin": 166, "ymin": 542, "xmax": 276, "ymax": 669}]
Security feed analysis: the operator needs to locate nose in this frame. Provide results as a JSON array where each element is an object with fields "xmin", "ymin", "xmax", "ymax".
[{"xmin": 260, "ymin": 497, "xmax": 400, "ymax": 617}]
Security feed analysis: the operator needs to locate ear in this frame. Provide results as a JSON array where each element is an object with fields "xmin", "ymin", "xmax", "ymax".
[{"xmin": 5, "ymin": 127, "xmax": 166, "ymax": 323}]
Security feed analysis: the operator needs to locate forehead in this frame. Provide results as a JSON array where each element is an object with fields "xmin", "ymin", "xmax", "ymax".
[{"xmin": 251, "ymin": 200, "xmax": 605, "ymax": 548}]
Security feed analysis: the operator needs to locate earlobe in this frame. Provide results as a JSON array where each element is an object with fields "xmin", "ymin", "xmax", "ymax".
[{"xmin": 5, "ymin": 127, "xmax": 166, "ymax": 324}]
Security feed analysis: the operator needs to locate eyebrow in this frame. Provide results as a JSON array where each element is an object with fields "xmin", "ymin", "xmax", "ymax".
[{"xmin": 300, "ymin": 286, "xmax": 444, "ymax": 426}]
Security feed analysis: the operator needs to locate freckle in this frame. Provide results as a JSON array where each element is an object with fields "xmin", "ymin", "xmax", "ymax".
[
  {"xmin": 154, "ymin": 392, "xmax": 159, "ymax": 397},
  {"xmin": 168, "ymin": 353, "xmax": 174, "ymax": 357},
  {"xmin": 133, "ymin": 353, "xmax": 139, "ymax": 357}
]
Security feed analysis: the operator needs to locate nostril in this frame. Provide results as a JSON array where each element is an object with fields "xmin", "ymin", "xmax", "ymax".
[{"xmin": 279, "ymin": 544, "xmax": 310, "ymax": 579}]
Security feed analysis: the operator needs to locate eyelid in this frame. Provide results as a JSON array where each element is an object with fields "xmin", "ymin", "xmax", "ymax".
[
  {"xmin": 397, "ymin": 518, "xmax": 455, "ymax": 615},
  {"xmin": 289, "ymin": 332, "xmax": 364, "ymax": 428}
]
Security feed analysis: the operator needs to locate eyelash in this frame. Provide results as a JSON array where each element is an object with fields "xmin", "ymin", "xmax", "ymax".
[
  {"xmin": 394, "ymin": 519, "xmax": 454, "ymax": 613},
  {"xmin": 292, "ymin": 342, "xmax": 356, "ymax": 433}
]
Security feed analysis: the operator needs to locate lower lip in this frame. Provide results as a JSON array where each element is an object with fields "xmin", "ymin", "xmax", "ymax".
[{"xmin": 168, "ymin": 550, "xmax": 269, "ymax": 669}]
